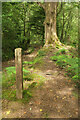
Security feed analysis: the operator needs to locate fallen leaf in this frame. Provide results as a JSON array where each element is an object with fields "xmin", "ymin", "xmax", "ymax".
[
  {"xmin": 58, "ymin": 110, "xmax": 60, "ymax": 112},
  {"xmin": 76, "ymin": 112, "xmax": 78, "ymax": 114},
  {"xmin": 30, "ymin": 108, "xmax": 32, "ymax": 110},
  {"xmin": 40, "ymin": 109, "xmax": 42, "ymax": 112},
  {"xmin": 62, "ymin": 96, "xmax": 66, "ymax": 99},
  {"xmin": 57, "ymin": 96, "xmax": 59, "ymax": 98},
  {"xmin": 54, "ymin": 98, "xmax": 56, "ymax": 101},
  {"xmin": 50, "ymin": 90, "xmax": 53, "ymax": 91},
  {"xmin": 70, "ymin": 115, "xmax": 72, "ymax": 117},
  {"xmin": 68, "ymin": 80, "xmax": 71, "ymax": 82},
  {"xmin": 35, "ymin": 101, "xmax": 40, "ymax": 104},
  {"xmin": 24, "ymin": 112, "xmax": 26, "ymax": 114},
  {"xmin": 6, "ymin": 110, "xmax": 10, "ymax": 115}
]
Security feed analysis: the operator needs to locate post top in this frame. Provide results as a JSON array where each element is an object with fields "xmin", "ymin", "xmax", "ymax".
[
  {"xmin": 15, "ymin": 48, "xmax": 22, "ymax": 50},
  {"xmin": 15, "ymin": 48, "xmax": 22, "ymax": 51}
]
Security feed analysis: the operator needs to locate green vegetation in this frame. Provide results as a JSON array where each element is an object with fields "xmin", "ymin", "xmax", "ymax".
[
  {"xmin": 23, "ymin": 49, "xmax": 47, "ymax": 66},
  {"xmin": 26, "ymin": 47, "xmax": 35, "ymax": 54},
  {"xmin": 2, "ymin": 65, "xmax": 46, "ymax": 102},
  {"xmin": 2, "ymin": 2, "xmax": 78, "ymax": 61},
  {"xmin": 5, "ymin": 66, "xmax": 30, "ymax": 75},
  {"xmin": 2, "ymin": 72, "xmax": 16, "ymax": 100},
  {"xmin": 2, "ymin": 2, "xmax": 78, "ymax": 108},
  {"xmin": 2, "ymin": 67, "xmax": 31, "ymax": 101},
  {"xmin": 23, "ymin": 57, "xmax": 43, "ymax": 65},
  {"xmin": 2, "ymin": 2, "xmax": 45, "ymax": 61},
  {"xmin": 50, "ymin": 48, "xmax": 79, "ymax": 88},
  {"xmin": 37, "ymin": 49, "xmax": 46, "ymax": 57},
  {"xmin": 57, "ymin": 2, "xmax": 78, "ymax": 47}
]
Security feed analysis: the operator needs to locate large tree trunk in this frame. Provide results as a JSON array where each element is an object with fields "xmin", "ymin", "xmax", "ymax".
[{"xmin": 43, "ymin": 2, "xmax": 62, "ymax": 47}]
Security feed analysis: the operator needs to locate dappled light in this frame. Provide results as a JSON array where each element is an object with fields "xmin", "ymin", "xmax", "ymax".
[
  {"xmin": 27, "ymin": 53, "xmax": 37, "ymax": 58},
  {"xmin": 2, "ymin": 1, "xmax": 78, "ymax": 119},
  {"xmin": 2, "ymin": 46, "xmax": 78, "ymax": 118},
  {"xmin": 57, "ymin": 87, "xmax": 74, "ymax": 96}
]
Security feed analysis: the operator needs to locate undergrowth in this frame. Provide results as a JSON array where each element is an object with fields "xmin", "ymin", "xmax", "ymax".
[
  {"xmin": 26, "ymin": 47, "xmax": 34, "ymax": 54},
  {"xmin": 50, "ymin": 48, "xmax": 79, "ymax": 88},
  {"xmin": 2, "ymin": 65, "xmax": 46, "ymax": 102},
  {"xmin": 2, "ymin": 67, "xmax": 30, "ymax": 101},
  {"xmin": 23, "ymin": 49, "xmax": 47, "ymax": 65}
]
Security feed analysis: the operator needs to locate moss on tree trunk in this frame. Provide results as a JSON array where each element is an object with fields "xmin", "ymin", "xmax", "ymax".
[{"xmin": 41, "ymin": 2, "xmax": 62, "ymax": 47}]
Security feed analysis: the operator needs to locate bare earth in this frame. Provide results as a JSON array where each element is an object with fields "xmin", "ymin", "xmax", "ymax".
[{"xmin": 2, "ymin": 48, "xmax": 78, "ymax": 118}]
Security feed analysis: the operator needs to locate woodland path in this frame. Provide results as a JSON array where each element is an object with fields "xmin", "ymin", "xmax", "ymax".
[{"xmin": 2, "ymin": 47, "xmax": 78, "ymax": 118}]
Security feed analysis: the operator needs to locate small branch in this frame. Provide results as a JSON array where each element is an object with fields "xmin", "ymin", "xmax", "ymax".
[
  {"xmin": 57, "ymin": 2, "xmax": 63, "ymax": 16},
  {"xmin": 37, "ymin": 2, "xmax": 45, "ymax": 10}
]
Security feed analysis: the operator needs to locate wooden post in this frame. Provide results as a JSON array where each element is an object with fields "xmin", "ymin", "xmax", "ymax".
[{"xmin": 15, "ymin": 48, "xmax": 23, "ymax": 99}]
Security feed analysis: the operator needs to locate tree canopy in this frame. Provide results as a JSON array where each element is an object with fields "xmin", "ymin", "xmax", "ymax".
[{"xmin": 2, "ymin": 2, "xmax": 78, "ymax": 60}]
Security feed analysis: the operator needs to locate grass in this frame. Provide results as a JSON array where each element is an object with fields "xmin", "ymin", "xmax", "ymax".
[
  {"xmin": 5, "ymin": 66, "xmax": 30, "ymax": 74},
  {"xmin": 22, "ymin": 73, "xmax": 46, "ymax": 103},
  {"xmin": 50, "ymin": 48, "xmax": 79, "ymax": 88},
  {"xmin": 23, "ymin": 47, "xmax": 55, "ymax": 66},
  {"xmin": 21, "ymin": 82, "xmax": 38, "ymax": 103},
  {"xmin": 23, "ymin": 71, "xmax": 46, "ymax": 87},
  {"xmin": 23, "ymin": 61, "xmax": 33, "ymax": 65},
  {"xmin": 2, "ymin": 66, "xmax": 31, "ymax": 101},
  {"xmin": 23, "ymin": 49, "xmax": 47, "ymax": 66},
  {"xmin": 37, "ymin": 49, "xmax": 46, "ymax": 57},
  {"xmin": 2, "ymin": 72, "xmax": 16, "ymax": 101},
  {"xmin": 2, "ymin": 64, "xmax": 46, "ymax": 102},
  {"xmin": 23, "ymin": 57, "xmax": 43, "ymax": 66}
]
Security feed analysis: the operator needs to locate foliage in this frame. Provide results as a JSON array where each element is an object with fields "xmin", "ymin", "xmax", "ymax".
[
  {"xmin": 2, "ymin": 2, "xmax": 78, "ymax": 61},
  {"xmin": 22, "ymin": 89, "xmax": 32, "ymax": 103},
  {"xmin": 54, "ymin": 48, "xmax": 67, "ymax": 55},
  {"xmin": 2, "ymin": 65, "xmax": 46, "ymax": 102},
  {"xmin": 23, "ymin": 49, "xmax": 47, "ymax": 66},
  {"xmin": 26, "ymin": 47, "xmax": 35, "ymax": 54},
  {"xmin": 5, "ymin": 66, "xmax": 30, "ymax": 75},
  {"xmin": 2, "ymin": 66, "xmax": 30, "ymax": 101},
  {"xmin": 2, "ymin": 2, "xmax": 45, "ymax": 61},
  {"xmin": 37, "ymin": 49, "xmax": 46, "ymax": 57},
  {"xmin": 57, "ymin": 2, "xmax": 78, "ymax": 47},
  {"xmin": 2, "ymin": 72, "xmax": 16, "ymax": 100},
  {"xmin": 23, "ymin": 61, "xmax": 33, "ymax": 65},
  {"xmin": 2, "ymin": 72, "xmax": 16, "ymax": 89},
  {"xmin": 50, "ymin": 48, "xmax": 79, "ymax": 88}
]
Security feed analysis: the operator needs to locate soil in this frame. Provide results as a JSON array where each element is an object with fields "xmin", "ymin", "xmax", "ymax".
[{"xmin": 2, "ymin": 47, "xmax": 78, "ymax": 118}]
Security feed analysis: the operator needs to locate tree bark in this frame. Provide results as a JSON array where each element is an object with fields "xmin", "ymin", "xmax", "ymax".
[
  {"xmin": 43, "ymin": 2, "xmax": 62, "ymax": 47},
  {"xmin": 60, "ymin": 4, "xmax": 64, "ymax": 42},
  {"xmin": 23, "ymin": 3, "xmax": 26, "ymax": 44},
  {"xmin": 27, "ymin": 30, "xmax": 30, "ymax": 44}
]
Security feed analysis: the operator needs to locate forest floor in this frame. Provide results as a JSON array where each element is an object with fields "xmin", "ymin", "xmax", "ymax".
[{"xmin": 2, "ymin": 47, "xmax": 78, "ymax": 118}]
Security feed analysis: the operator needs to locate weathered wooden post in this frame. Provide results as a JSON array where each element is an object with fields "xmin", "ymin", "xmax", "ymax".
[{"xmin": 15, "ymin": 48, "xmax": 23, "ymax": 99}]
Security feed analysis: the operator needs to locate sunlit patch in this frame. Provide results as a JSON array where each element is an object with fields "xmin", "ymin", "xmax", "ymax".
[
  {"xmin": 6, "ymin": 110, "xmax": 10, "ymax": 115},
  {"xmin": 57, "ymin": 87, "xmax": 73, "ymax": 96},
  {"xmin": 26, "ymin": 51, "xmax": 38, "ymax": 58}
]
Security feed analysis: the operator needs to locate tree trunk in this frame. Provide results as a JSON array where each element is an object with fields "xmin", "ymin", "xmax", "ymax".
[
  {"xmin": 27, "ymin": 30, "xmax": 30, "ymax": 44},
  {"xmin": 60, "ymin": 4, "xmax": 64, "ymax": 42},
  {"xmin": 23, "ymin": 3, "xmax": 26, "ymax": 44},
  {"xmin": 43, "ymin": 2, "xmax": 62, "ymax": 47}
]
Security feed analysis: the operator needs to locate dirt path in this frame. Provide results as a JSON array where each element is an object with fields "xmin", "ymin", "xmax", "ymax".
[{"xmin": 2, "ymin": 48, "xmax": 78, "ymax": 118}]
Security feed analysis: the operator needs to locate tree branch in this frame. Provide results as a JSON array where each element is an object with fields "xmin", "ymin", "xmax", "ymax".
[
  {"xmin": 57, "ymin": 2, "xmax": 63, "ymax": 16},
  {"xmin": 37, "ymin": 2, "xmax": 45, "ymax": 10}
]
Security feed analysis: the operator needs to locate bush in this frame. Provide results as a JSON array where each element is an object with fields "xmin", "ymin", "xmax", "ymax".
[
  {"xmin": 50, "ymin": 48, "xmax": 78, "ymax": 87},
  {"xmin": 38, "ymin": 49, "xmax": 46, "ymax": 56}
]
